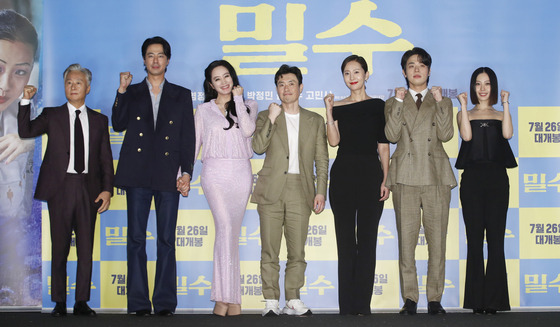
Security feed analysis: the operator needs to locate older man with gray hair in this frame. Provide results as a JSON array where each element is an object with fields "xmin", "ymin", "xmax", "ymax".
[{"xmin": 18, "ymin": 63, "xmax": 114, "ymax": 317}]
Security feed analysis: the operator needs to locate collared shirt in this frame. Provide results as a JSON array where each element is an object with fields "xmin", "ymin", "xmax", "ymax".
[
  {"xmin": 67, "ymin": 102, "xmax": 89, "ymax": 174},
  {"xmin": 394, "ymin": 88, "xmax": 429, "ymax": 103},
  {"xmin": 146, "ymin": 79, "xmax": 165, "ymax": 128},
  {"xmin": 408, "ymin": 88, "xmax": 429, "ymax": 103}
]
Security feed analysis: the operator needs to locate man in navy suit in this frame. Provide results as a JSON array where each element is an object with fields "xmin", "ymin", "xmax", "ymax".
[
  {"xmin": 112, "ymin": 36, "xmax": 195, "ymax": 317},
  {"xmin": 18, "ymin": 64, "xmax": 114, "ymax": 317}
]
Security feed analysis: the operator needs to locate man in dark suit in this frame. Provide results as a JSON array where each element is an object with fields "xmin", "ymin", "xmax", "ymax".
[
  {"xmin": 384, "ymin": 47, "xmax": 456, "ymax": 315},
  {"xmin": 18, "ymin": 64, "xmax": 114, "ymax": 317},
  {"xmin": 251, "ymin": 64, "xmax": 328, "ymax": 316},
  {"xmin": 112, "ymin": 36, "xmax": 195, "ymax": 317}
]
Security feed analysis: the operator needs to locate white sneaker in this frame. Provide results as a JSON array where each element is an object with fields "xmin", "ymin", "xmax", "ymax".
[
  {"xmin": 262, "ymin": 299, "xmax": 280, "ymax": 317},
  {"xmin": 282, "ymin": 299, "xmax": 312, "ymax": 316}
]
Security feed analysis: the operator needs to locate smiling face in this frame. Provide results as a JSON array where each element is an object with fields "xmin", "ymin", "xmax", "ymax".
[
  {"xmin": 474, "ymin": 72, "xmax": 491, "ymax": 103},
  {"xmin": 64, "ymin": 70, "xmax": 90, "ymax": 107},
  {"xmin": 276, "ymin": 73, "xmax": 303, "ymax": 106},
  {"xmin": 210, "ymin": 65, "xmax": 234, "ymax": 97},
  {"xmin": 143, "ymin": 43, "xmax": 169, "ymax": 77},
  {"xmin": 0, "ymin": 39, "xmax": 34, "ymax": 112},
  {"xmin": 343, "ymin": 60, "xmax": 369, "ymax": 91},
  {"xmin": 403, "ymin": 54, "xmax": 430, "ymax": 92}
]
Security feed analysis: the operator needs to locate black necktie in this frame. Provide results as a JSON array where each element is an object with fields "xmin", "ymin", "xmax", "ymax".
[
  {"xmin": 74, "ymin": 110, "xmax": 85, "ymax": 174},
  {"xmin": 415, "ymin": 93, "xmax": 422, "ymax": 110}
]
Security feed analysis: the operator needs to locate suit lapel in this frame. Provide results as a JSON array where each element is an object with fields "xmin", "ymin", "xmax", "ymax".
[
  {"xmin": 298, "ymin": 107, "xmax": 311, "ymax": 155},
  {"xmin": 412, "ymin": 90, "xmax": 434, "ymax": 132},
  {"xmin": 60, "ymin": 104, "xmax": 71, "ymax": 152},
  {"xmin": 139, "ymin": 78, "xmax": 156, "ymax": 130},
  {"xmin": 276, "ymin": 110, "xmax": 289, "ymax": 155},
  {"xmin": 403, "ymin": 93, "xmax": 417, "ymax": 134}
]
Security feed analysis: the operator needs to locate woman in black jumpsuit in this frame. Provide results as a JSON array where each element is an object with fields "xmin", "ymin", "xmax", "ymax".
[{"xmin": 324, "ymin": 55, "xmax": 390, "ymax": 315}]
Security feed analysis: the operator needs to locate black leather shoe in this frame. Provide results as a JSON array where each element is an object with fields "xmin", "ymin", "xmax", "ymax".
[
  {"xmin": 51, "ymin": 302, "xmax": 67, "ymax": 317},
  {"xmin": 473, "ymin": 309, "xmax": 485, "ymax": 315},
  {"xmin": 485, "ymin": 309, "xmax": 497, "ymax": 315},
  {"xmin": 428, "ymin": 301, "xmax": 446, "ymax": 315},
  {"xmin": 399, "ymin": 299, "xmax": 417, "ymax": 315},
  {"xmin": 73, "ymin": 301, "xmax": 96, "ymax": 316},
  {"xmin": 135, "ymin": 309, "xmax": 152, "ymax": 317},
  {"xmin": 157, "ymin": 309, "xmax": 174, "ymax": 316}
]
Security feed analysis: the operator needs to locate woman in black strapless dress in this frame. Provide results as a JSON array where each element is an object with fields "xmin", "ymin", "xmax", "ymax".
[
  {"xmin": 456, "ymin": 67, "xmax": 516, "ymax": 315},
  {"xmin": 324, "ymin": 55, "xmax": 390, "ymax": 315}
]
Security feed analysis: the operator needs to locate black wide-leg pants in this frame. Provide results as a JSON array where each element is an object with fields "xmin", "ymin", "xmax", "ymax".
[
  {"xmin": 460, "ymin": 163, "xmax": 511, "ymax": 311},
  {"xmin": 329, "ymin": 154, "xmax": 384, "ymax": 315}
]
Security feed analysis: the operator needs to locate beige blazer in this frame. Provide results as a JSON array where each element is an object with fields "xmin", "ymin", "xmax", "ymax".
[
  {"xmin": 251, "ymin": 107, "xmax": 328, "ymax": 209},
  {"xmin": 384, "ymin": 90, "xmax": 457, "ymax": 189}
]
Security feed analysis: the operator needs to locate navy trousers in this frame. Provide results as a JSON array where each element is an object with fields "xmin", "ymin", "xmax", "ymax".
[{"xmin": 126, "ymin": 187, "xmax": 179, "ymax": 313}]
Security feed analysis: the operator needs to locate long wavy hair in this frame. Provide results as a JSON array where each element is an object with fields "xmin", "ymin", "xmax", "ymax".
[{"xmin": 203, "ymin": 60, "xmax": 250, "ymax": 130}]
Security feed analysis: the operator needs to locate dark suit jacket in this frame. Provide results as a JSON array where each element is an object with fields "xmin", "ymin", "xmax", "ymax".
[
  {"xmin": 250, "ymin": 108, "xmax": 328, "ymax": 210},
  {"xmin": 17, "ymin": 103, "xmax": 114, "ymax": 202},
  {"xmin": 112, "ymin": 79, "xmax": 195, "ymax": 192}
]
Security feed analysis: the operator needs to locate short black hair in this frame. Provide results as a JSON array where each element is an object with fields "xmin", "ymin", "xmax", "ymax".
[
  {"xmin": 0, "ymin": 9, "xmax": 38, "ymax": 59},
  {"xmin": 401, "ymin": 47, "xmax": 432, "ymax": 88},
  {"xmin": 141, "ymin": 36, "xmax": 171, "ymax": 59},
  {"xmin": 341, "ymin": 54, "xmax": 368, "ymax": 74},
  {"xmin": 470, "ymin": 67, "xmax": 499, "ymax": 105},
  {"xmin": 274, "ymin": 64, "xmax": 302, "ymax": 86}
]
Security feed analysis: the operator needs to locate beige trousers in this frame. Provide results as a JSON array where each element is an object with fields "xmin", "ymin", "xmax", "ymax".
[
  {"xmin": 392, "ymin": 184, "xmax": 451, "ymax": 303},
  {"xmin": 258, "ymin": 174, "xmax": 312, "ymax": 301}
]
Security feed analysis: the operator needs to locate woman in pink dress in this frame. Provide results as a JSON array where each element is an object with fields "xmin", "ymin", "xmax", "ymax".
[{"xmin": 195, "ymin": 60, "xmax": 257, "ymax": 316}]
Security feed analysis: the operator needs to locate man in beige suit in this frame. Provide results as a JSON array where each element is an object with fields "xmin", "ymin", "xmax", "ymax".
[
  {"xmin": 252, "ymin": 64, "xmax": 328, "ymax": 317},
  {"xmin": 384, "ymin": 47, "xmax": 457, "ymax": 315}
]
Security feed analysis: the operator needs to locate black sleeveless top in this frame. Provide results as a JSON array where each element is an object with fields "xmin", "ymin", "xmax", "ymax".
[
  {"xmin": 455, "ymin": 119, "xmax": 517, "ymax": 169},
  {"xmin": 332, "ymin": 98, "xmax": 389, "ymax": 156}
]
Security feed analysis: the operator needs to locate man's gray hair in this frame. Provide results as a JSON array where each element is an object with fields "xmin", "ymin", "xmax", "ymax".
[{"xmin": 63, "ymin": 63, "xmax": 92, "ymax": 86}]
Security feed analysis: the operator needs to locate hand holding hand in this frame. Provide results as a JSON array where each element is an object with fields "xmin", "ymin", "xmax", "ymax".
[
  {"xmin": 118, "ymin": 72, "xmax": 133, "ymax": 93},
  {"xmin": 23, "ymin": 85, "xmax": 37, "ymax": 100},
  {"xmin": 232, "ymin": 85, "xmax": 244, "ymax": 97},
  {"xmin": 177, "ymin": 174, "xmax": 191, "ymax": 197},
  {"xmin": 395, "ymin": 87, "xmax": 406, "ymax": 100}
]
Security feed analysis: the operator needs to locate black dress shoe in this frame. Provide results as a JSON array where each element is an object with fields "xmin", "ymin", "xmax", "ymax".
[
  {"xmin": 157, "ymin": 309, "xmax": 174, "ymax": 316},
  {"xmin": 399, "ymin": 299, "xmax": 417, "ymax": 315},
  {"xmin": 51, "ymin": 302, "xmax": 67, "ymax": 317},
  {"xmin": 428, "ymin": 301, "xmax": 446, "ymax": 315},
  {"xmin": 485, "ymin": 309, "xmax": 497, "ymax": 315},
  {"xmin": 73, "ymin": 301, "xmax": 96, "ymax": 316},
  {"xmin": 135, "ymin": 309, "xmax": 152, "ymax": 317},
  {"xmin": 473, "ymin": 309, "xmax": 485, "ymax": 315}
]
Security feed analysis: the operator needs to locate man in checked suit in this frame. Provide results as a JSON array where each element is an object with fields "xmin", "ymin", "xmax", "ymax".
[
  {"xmin": 18, "ymin": 64, "xmax": 114, "ymax": 317},
  {"xmin": 384, "ymin": 47, "xmax": 457, "ymax": 315},
  {"xmin": 251, "ymin": 64, "xmax": 328, "ymax": 317},
  {"xmin": 112, "ymin": 36, "xmax": 195, "ymax": 317}
]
